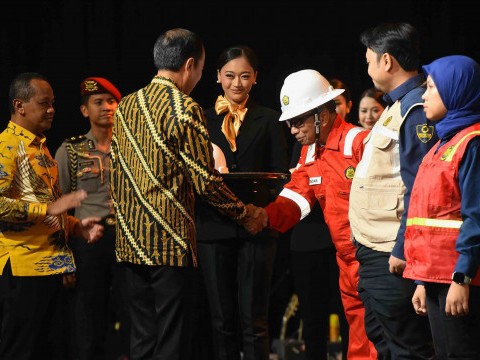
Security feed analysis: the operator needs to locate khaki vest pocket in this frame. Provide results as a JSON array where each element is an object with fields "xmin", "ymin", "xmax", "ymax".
[
  {"xmin": 365, "ymin": 192, "xmax": 398, "ymax": 210},
  {"xmin": 371, "ymin": 133, "xmax": 394, "ymax": 150}
]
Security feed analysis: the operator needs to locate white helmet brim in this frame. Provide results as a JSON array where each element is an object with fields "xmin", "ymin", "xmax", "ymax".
[{"xmin": 279, "ymin": 88, "xmax": 345, "ymax": 121}]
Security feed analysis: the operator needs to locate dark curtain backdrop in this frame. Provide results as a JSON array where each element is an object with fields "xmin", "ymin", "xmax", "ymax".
[
  {"xmin": 0, "ymin": 0, "xmax": 478, "ymax": 153},
  {"xmin": 1, "ymin": 0, "xmax": 479, "ymax": 351}
]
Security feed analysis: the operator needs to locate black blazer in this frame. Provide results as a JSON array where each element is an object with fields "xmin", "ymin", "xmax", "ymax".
[{"xmin": 196, "ymin": 100, "xmax": 289, "ymax": 241}]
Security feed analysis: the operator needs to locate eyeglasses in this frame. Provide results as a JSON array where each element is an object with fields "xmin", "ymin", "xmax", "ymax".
[
  {"xmin": 286, "ymin": 107, "xmax": 326, "ymax": 128},
  {"xmin": 286, "ymin": 113, "xmax": 313, "ymax": 128}
]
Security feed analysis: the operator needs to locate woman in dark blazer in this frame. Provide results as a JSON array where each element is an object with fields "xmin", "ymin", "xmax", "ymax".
[{"xmin": 196, "ymin": 45, "xmax": 288, "ymax": 360}]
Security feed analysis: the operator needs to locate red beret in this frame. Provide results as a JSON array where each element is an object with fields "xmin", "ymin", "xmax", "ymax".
[{"xmin": 80, "ymin": 77, "xmax": 121, "ymax": 102}]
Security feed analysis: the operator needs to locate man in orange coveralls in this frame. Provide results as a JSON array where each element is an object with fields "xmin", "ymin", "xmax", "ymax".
[{"xmin": 254, "ymin": 69, "xmax": 377, "ymax": 360}]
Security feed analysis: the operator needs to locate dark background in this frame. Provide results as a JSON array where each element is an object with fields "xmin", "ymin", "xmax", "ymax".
[
  {"xmin": 1, "ymin": 0, "xmax": 479, "ymax": 353},
  {"xmin": 1, "ymin": 0, "xmax": 479, "ymax": 153}
]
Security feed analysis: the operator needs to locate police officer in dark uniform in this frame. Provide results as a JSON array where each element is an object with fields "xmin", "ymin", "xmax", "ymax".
[{"xmin": 55, "ymin": 77, "xmax": 128, "ymax": 360}]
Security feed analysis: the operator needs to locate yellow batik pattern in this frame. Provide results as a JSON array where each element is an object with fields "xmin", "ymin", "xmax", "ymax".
[{"xmin": 0, "ymin": 122, "xmax": 77, "ymax": 276}]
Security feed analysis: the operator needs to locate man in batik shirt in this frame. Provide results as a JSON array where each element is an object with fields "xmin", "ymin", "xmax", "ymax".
[{"xmin": 0, "ymin": 72, "xmax": 103, "ymax": 359}]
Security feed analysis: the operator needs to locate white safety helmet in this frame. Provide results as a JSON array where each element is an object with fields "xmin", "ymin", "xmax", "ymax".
[{"xmin": 279, "ymin": 69, "xmax": 345, "ymax": 121}]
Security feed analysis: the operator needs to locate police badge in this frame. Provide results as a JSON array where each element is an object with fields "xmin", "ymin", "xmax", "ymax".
[{"xmin": 416, "ymin": 124, "xmax": 434, "ymax": 143}]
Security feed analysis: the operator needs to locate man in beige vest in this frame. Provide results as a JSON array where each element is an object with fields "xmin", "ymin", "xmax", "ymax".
[{"xmin": 349, "ymin": 23, "xmax": 437, "ymax": 359}]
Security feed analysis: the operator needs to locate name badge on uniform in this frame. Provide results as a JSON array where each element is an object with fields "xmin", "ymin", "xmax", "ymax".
[{"xmin": 309, "ymin": 176, "xmax": 322, "ymax": 185}]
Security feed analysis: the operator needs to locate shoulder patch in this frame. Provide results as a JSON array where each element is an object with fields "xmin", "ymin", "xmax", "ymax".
[{"xmin": 416, "ymin": 124, "xmax": 434, "ymax": 143}]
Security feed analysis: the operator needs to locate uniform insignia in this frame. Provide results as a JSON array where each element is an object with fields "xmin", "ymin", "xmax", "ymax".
[
  {"xmin": 87, "ymin": 140, "xmax": 95, "ymax": 150},
  {"xmin": 105, "ymin": 217, "xmax": 116, "ymax": 226},
  {"xmin": 84, "ymin": 80, "xmax": 98, "ymax": 92},
  {"xmin": 383, "ymin": 116, "xmax": 392, "ymax": 126},
  {"xmin": 345, "ymin": 166, "xmax": 355, "ymax": 179},
  {"xmin": 79, "ymin": 161, "xmax": 94, "ymax": 167},
  {"xmin": 77, "ymin": 170, "xmax": 84, "ymax": 178},
  {"xmin": 416, "ymin": 124, "xmax": 434, "ymax": 143},
  {"xmin": 282, "ymin": 95, "xmax": 289, "ymax": 106},
  {"xmin": 65, "ymin": 135, "xmax": 85, "ymax": 143},
  {"xmin": 440, "ymin": 146, "xmax": 454, "ymax": 161}
]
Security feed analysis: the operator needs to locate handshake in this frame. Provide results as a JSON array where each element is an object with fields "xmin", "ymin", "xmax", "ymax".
[{"xmin": 239, "ymin": 204, "xmax": 269, "ymax": 235}]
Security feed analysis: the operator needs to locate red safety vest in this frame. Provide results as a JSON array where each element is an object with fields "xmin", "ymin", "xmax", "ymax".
[{"xmin": 403, "ymin": 123, "xmax": 480, "ymax": 286}]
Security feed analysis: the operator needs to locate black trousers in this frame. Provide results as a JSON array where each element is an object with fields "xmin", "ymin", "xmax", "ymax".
[
  {"xmin": 355, "ymin": 242, "xmax": 434, "ymax": 360},
  {"xmin": 123, "ymin": 262, "xmax": 197, "ymax": 360},
  {"xmin": 0, "ymin": 260, "xmax": 66, "ymax": 360},
  {"xmin": 291, "ymin": 248, "xmax": 347, "ymax": 360},
  {"xmin": 425, "ymin": 282, "xmax": 480, "ymax": 360},
  {"xmin": 197, "ymin": 237, "xmax": 276, "ymax": 360},
  {"xmin": 67, "ymin": 225, "xmax": 130, "ymax": 360}
]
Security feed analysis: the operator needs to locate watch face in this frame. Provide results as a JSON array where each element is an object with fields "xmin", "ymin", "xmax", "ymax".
[{"xmin": 452, "ymin": 272, "xmax": 470, "ymax": 284}]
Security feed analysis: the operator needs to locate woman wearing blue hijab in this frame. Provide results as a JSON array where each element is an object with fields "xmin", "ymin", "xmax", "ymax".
[{"xmin": 403, "ymin": 55, "xmax": 480, "ymax": 359}]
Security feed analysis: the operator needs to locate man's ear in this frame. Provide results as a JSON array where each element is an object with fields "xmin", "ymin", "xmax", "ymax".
[
  {"xmin": 383, "ymin": 53, "xmax": 393, "ymax": 72},
  {"xmin": 80, "ymin": 104, "xmax": 89, "ymax": 118},
  {"xmin": 321, "ymin": 109, "xmax": 331, "ymax": 127},
  {"xmin": 13, "ymin": 99, "xmax": 25, "ymax": 115},
  {"xmin": 185, "ymin": 57, "xmax": 195, "ymax": 74}
]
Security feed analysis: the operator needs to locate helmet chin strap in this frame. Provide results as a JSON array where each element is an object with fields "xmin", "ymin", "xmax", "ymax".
[{"xmin": 314, "ymin": 112, "xmax": 321, "ymax": 141}]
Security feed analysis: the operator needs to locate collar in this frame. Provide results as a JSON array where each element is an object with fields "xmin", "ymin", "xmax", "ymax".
[
  {"xmin": 151, "ymin": 75, "xmax": 180, "ymax": 90},
  {"xmin": 8, "ymin": 121, "xmax": 46, "ymax": 147},
  {"xmin": 84, "ymin": 129, "xmax": 112, "ymax": 154},
  {"xmin": 383, "ymin": 73, "xmax": 425, "ymax": 106},
  {"xmin": 324, "ymin": 114, "xmax": 345, "ymax": 151},
  {"xmin": 85, "ymin": 129, "xmax": 95, "ymax": 142}
]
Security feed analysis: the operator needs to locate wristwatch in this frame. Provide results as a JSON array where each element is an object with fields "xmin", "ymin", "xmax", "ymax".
[{"xmin": 452, "ymin": 272, "xmax": 471, "ymax": 285}]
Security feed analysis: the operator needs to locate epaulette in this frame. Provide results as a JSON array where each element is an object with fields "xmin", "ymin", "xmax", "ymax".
[{"xmin": 64, "ymin": 135, "xmax": 86, "ymax": 144}]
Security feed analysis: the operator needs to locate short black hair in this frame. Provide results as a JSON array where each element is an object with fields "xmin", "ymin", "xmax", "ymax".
[
  {"xmin": 313, "ymin": 100, "xmax": 336, "ymax": 115},
  {"xmin": 360, "ymin": 23, "xmax": 420, "ymax": 71},
  {"xmin": 9, "ymin": 72, "xmax": 49, "ymax": 114},
  {"xmin": 153, "ymin": 28, "xmax": 204, "ymax": 72},
  {"xmin": 80, "ymin": 95, "xmax": 90, "ymax": 106},
  {"xmin": 360, "ymin": 87, "xmax": 387, "ymax": 108},
  {"xmin": 217, "ymin": 45, "xmax": 258, "ymax": 72}
]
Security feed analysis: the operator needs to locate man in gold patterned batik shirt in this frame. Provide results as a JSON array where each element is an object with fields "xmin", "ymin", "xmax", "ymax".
[
  {"xmin": 0, "ymin": 73, "xmax": 103, "ymax": 360},
  {"xmin": 110, "ymin": 29, "xmax": 262, "ymax": 360}
]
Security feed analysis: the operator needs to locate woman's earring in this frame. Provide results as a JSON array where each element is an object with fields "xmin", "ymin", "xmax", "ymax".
[{"xmin": 216, "ymin": 80, "xmax": 220, "ymax": 83}]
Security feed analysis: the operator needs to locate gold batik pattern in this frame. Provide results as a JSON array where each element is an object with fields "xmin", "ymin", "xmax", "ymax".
[
  {"xmin": 111, "ymin": 76, "xmax": 246, "ymax": 267},
  {"xmin": 0, "ymin": 122, "xmax": 77, "ymax": 276}
]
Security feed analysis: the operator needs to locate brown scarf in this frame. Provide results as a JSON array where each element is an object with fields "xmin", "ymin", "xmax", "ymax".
[{"xmin": 215, "ymin": 95, "xmax": 249, "ymax": 152}]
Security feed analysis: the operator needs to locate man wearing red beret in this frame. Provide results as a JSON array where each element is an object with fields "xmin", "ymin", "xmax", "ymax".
[{"xmin": 55, "ymin": 77, "xmax": 128, "ymax": 360}]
